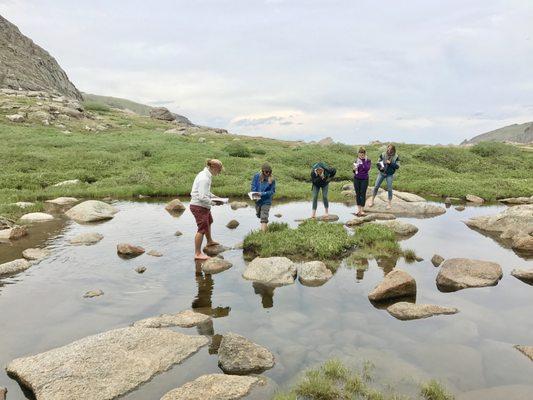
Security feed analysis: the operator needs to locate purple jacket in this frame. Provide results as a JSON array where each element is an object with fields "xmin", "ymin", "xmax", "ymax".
[{"xmin": 353, "ymin": 158, "xmax": 371, "ymax": 180}]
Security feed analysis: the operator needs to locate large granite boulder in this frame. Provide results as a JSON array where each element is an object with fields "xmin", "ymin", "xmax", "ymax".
[
  {"xmin": 368, "ymin": 269, "xmax": 416, "ymax": 302},
  {"xmin": 133, "ymin": 310, "xmax": 211, "ymax": 329},
  {"xmin": 242, "ymin": 257, "xmax": 297, "ymax": 286},
  {"xmin": 466, "ymin": 194, "xmax": 484, "ymax": 204},
  {"xmin": 65, "ymin": 200, "xmax": 118, "ymax": 223},
  {"xmin": 19, "ymin": 212, "xmax": 54, "ymax": 223},
  {"xmin": 161, "ymin": 374, "xmax": 261, "ymax": 400},
  {"xmin": 218, "ymin": 333, "xmax": 275, "ymax": 374},
  {"xmin": 150, "ymin": 107, "xmax": 175, "ymax": 121},
  {"xmin": 465, "ymin": 205, "xmax": 533, "ymax": 256},
  {"xmin": 386, "ymin": 302, "xmax": 458, "ymax": 320},
  {"xmin": 202, "ymin": 258, "xmax": 233, "ymax": 274},
  {"xmin": 0, "ymin": 258, "xmax": 31, "ymax": 276},
  {"xmin": 373, "ymin": 220, "xmax": 418, "ymax": 239},
  {"xmin": 6, "ymin": 327, "xmax": 208, "ymax": 400},
  {"xmin": 511, "ymin": 268, "xmax": 533, "ymax": 285},
  {"xmin": 165, "ymin": 199, "xmax": 186, "ymax": 213},
  {"xmin": 297, "ymin": 261, "xmax": 333, "ymax": 286},
  {"xmin": 436, "ymin": 258, "xmax": 502, "ymax": 292},
  {"xmin": 393, "ymin": 191, "xmax": 426, "ymax": 202},
  {"xmin": 203, "ymin": 244, "xmax": 229, "ymax": 257},
  {"xmin": 45, "ymin": 197, "xmax": 78, "ymax": 206},
  {"xmin": 69, "ymin": 232, "xmax": 103, "ymax": 245},
  {"xmin": 365, "ymin": 191, "xmax": 445, "ymax": 217}
]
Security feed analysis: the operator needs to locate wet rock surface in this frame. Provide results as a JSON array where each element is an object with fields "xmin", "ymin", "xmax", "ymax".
[
  {"xmin": 203, "ymin": 244, "xmax": 229, "ymax": 256},
  {"xmin": 373, "ymin": 220, "xmax": 418, "ymax": 239},
  {"xmin": 0, "ymin": 225, "xmax": 28, "ymax": 240},
  {"xmin": 230, "ymin": 201, "xmax": 248, "ymax": 210},
  {"xmin": 69, "ymin": 232, "xmax": 103, "ymax": 245},
  {"xmin": 242, "ymin": 257, "xmax": 297, "ymax": 286},
  {"xmin": 83, "ymin": 289, "xmax": 103, "ymax": 298},
  {"xmin": 511, "ymin": 268, "xmax": 533, "ymax": 284},
  {"xmin": 431, "ymin": 254, "xmax": 444, "ymax": 267},
  {"xmin": 466, "ymin": 194, "xmax": 484, "ymax": 204},
  {"xmin": 117, "ymin": 243, "xmax": 145, "ymax": 257},
  {"xmin": 436, "ymin": 258, "xmax": 502, "ymax": 292},
  {"xmin": 368, "ymin": 269, "xmax": 417, "ymax": 302},
  {"xmin": 201, "ymin": 258, "xmax": 233, "ymax": 274},
  {"xmin": 386, "ymin": 302, "xmax": 458, "ymax": 320},
  {"xmin": 22, "ymin": 248, "xmax": 50, "ymax": 261},
  {"xmin": 19, "ymin": 212, "xmax": 54, "ymax": 223},
  {"xmin": 165, "ymin": 199, "xmax": 186, "ymax": 213},
  {"xmin": 65, "ymin": 200, "xmax": 118, "ymax": 223},
  {"xmin": 0, "ymin": 258, "xmax": 31, "ymax": 276},
  {"xmin": 6, "ymin": 327, "xmax": 208, "ymax": 400},
  {"xmin": 218, "ymin": 333, "xmax": 275, "ymax": 374},
  {"xmin": 297, "ymin": 261, "xmax": 333, "ymax": 286},
  {"xmin": 226, "ymin": 219, "xmax": 240, "ymax": 229},
  {"xmin": 133, "ymin": 310, "xmax": 211, "ymax": 329},
  {"xmin": 147, "ymin": 250, "xmax": 163, "ymax": 257},
  {"xmin": 364, "ymin": 190, "xmax": 446, "ymax": 217},
  {"xmin": 161, "ymin": 374, "xmax": 261, "ymax": 400}
]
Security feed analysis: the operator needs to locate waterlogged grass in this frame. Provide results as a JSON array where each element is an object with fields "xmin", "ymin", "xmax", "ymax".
[
  {"xmin": 272, "ymin": 359, "xmax": 454, "ymax": 400},
  {"xmin": 402, "ymin": 248, "xmax": 418, "ymax": 263},
  {"xmin": 351, "ymin": 224, "xmax": 401, "ymax": 259}
]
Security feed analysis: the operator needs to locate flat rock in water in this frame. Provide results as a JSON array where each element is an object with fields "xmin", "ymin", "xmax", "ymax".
[
  {"xmin": 431, "ymin": 254, "xmax": 445, "ymax": 267},
  {"xmin": 373, "ymin": 220, "xmax": 418, "ymax": 239},
  {"xmin": 466, "ymin": 194, "xmax": 484, "ymax": 204},
  {"xmin": 274, "ymin": 213, "xmax": 282, "ymax": 218},
  {"xmin": 6, "ymin": 327, "xmax": 208, "ymax": 400},
  {"xmin": 45, "ymin": 197, "xmax": 78, "ymax": 206},
  {"xmin": 226, "ymin": 219, "xmax": 240, "ymax": 229},
  {"xmin": 297, "ymin": 261, "xmax": 333, "ymax": 286},
  {"xmin": 511, "ymin": 268, "xmax": 533, "ymax": 284},
  {"xmin": 83, "ymin": 289, "xmax": 103, "ymax": 298},
  {"xmin": 161, "ymin": 374, "xmax": 261, "ymax": 400},
  {"xmin": 165, "ymin": 199, "xmax": 186, "ymax": 213},
  {"xmin": 364, "ymin": 196, "xmax": 445, "ymax": 217},
  {"xmin": 0, "ymin": 225, "xmax": 28, "ymax": 240},
  {"xmin": 345, "ymin": 213, "xmax": 395, "ymax": 227},
  {"xmin": 117, "ymin": 243, "xmax": 145, "ymax": 257},
  {"xmin": 133, "ymin": 310, "xmax": 211, "ymax": 329},
  {"xmin": 203, "ymin": 244, "xmax": 229, "ymax": 256},
  {"xmin": 202, "ymin": 258, "xmax": 233, "ymax": 274},
  {"xmin": 499, "ymin": 196, "xmax": 533, "ymax": 205},
  {"xmin": 393, "ymin": 191, "xmax": 426, "ymax": 202},
  {"xmin": 386, "ymin": 302, "xmax": 459, "ymax": 320},
  {"xmin": 317, "ymin": 214, "xmax": 339, "ymax": 222},
  {"xmin": 65, "ymin": 200, "xmax": 118, "ymax": 223},
  {"xmin": 230, "ymin": 201, "xmax": 248, "ymax": 210},
  {"xmin": 218, "ymin": 333, "xmax": 275, "ymax": 374},
  {"xmin": 368, "ymin": 269, "xmax": 417, "ymax": 302},
  {"xmin": 70, "ymin": 232, "xmax": 103, "ymax": 245},
  {"xmin": 0, "ymin": 259, "xmax": 31, "ymax": 276},
  {"xmin": 242, "ymin": 257, "xmax": 297, "ymax": 286},
  {"xmin": 514, "ymin": 345, "xmax": 533, "ymax": 361},
  {"xmin": 436, "ymin": 258, "xmax": 502, "ymax": 292},
  {"xmin": 19, "ymin": 212, "xmax": 54, "ymax": 223},
  {"xmin": 147, "ymin": 250, "xmax": 163, "ymax": 257},
  {"xmin": 455, "ymin": 205, "xmax": 465, "ymax": 211},
  {"xmin": 22, "ymin": 248, "xmax": 50, "ymax": 261}
]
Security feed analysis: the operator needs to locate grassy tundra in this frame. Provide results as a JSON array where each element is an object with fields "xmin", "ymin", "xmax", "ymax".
[{"xmin": 1, "ymin": 97, "xmax": 532, "ymax": 219}]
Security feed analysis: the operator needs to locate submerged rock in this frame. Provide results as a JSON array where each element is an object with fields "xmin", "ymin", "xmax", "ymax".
[
  {"xmin": 436, "ymin": 258, "xmax": 502, "ymax": 292},
  {"xmin": 69, "ymin": 232, "xmax": 103, "ymax": 245},
  {"xmin": 0, "ymin": 259, "xmax": 31, "ymax": 276},
  {"xmin": 230, "ymin": 201, "xmax": 248, "ymax": 210},
  {"xmin": 117, "ymin": 243, "xmax": 145, "ymax": 257},
  {"xmin": 297, "ymin": 261, "xmax": 333, "ymax": 286},
  {"xmin": 133, "ymin": 310, "xmax": 211, "ymax": 329},
  {"xmin": 83, "ymin": 289, "xmax": 103, "ymax": 298},
  {"xmin": 202, "ymin": 258, "xmax": 233, "ymax": 274},
  {"xmin": 45, "ymin": 197, "xmax": 78, "ymax": 206},
  {"xmin": 226, "ymin": 219, "xmax": 240, "ymax": 229},
  {"xmin": 368, "ymin": 269, "xmax": 416, "ymax": 302},
  {"xmin": 0, "ymin": 225, "xmax": 28, "ymax": 240},
  {"xmin": 386, "ymin": 302, "xmax": 458, "ymax": 320},
  {"xmin": 175, "ymin": 230, "xmax": 183, "ymax": 236},
  {"xmin": 373, "ymin": 220, "xmax": 418, "ymax": 239},
  {"xmin": 22, "ymin": 248, "xmax": 50, "ymax": 261},
  {"xmin": 431, "ymin": 254, "xmax": 445, "ymax": 267},
  {"xmin": 242, "ymin": 257, "xmax": 297, "ymax": 286},
  {"xmin": 19, "ymin": 212, "xmax": 54, "ymax": 223},
  {"xmin": 218, "ymin": 333, "xmax": 275, "ymax": 374},
  {"xmin": 203, "ymin": 244, "xmax": 229, "ymax": 256},
  {"xmin": 514, "ymin": 345, "xmax": 533, "ymax": 361},
  {"xmin": 0, "ymin": 386, "xmax": 5, "ymax": 400},
  {"xmin": 147, "ymin": 250, "xmax": 163, "ymax": 257},
  {"xmin": 165, "ymin": 199, "xmax": 186, "ymax": 213},
  {"xmin": 135, "ymin": 266, "xmax": 147, "ymax": 274},
  {"xmin": 455, "ymin": 205, "xmax": 465, "ymax": 211},
  {"xmin": 511, "ymin": 268, "xmax": 533, "ymax": 284},
  {"xmin": 65, "ymin": 200, "xmax": 118, "ymax": 223},
  {"xmin": 6, "ymin": 327, "xmax": 208, "ymax": 400},
  {"xmin": 161, "ymin": 374, "xmax": 261, "ymax": 400}
]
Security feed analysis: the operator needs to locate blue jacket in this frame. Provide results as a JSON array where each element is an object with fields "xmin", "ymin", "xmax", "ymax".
[{"xmin": 251, "ymin": 173, "xmax": 276, "ymax": 205}]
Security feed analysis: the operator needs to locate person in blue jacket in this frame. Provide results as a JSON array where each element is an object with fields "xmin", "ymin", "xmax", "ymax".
[
  {"xmin": 251, "ymin": 163, "xmax": 276, "ymax": 232},
  {"xmin": 368, "ymin": 144, "xmax": 400, "ymax": 210}
]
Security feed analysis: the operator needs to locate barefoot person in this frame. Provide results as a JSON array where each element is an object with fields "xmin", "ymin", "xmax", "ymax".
[
  {"xmin": 368, "ymin": 144, "xmax": 399, "ymax": 210},
  {"xmin": 251, "ymin": 163, "xmax": 276, "ymax": 232},
  {"xmin": 311, "ymin": 162, "xmax": 336, "ymax": 219},
  {"xmin": 190, "ymin": 159, "xmax": 224, "ymax": 260},
  {"xmin": 353, "ymin": 147, "xmax": 371, "ymax": 216}
]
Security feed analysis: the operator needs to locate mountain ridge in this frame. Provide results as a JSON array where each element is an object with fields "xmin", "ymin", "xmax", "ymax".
[{"xmin": 462, "ymin": 121, "xmax": 533, "ymax": 145}]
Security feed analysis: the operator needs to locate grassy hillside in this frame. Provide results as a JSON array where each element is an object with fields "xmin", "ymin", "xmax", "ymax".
[
  {"xmin": 462, "ymin": 121, "xmax": 533, "ymax": 144},
  {"xmin": 1, "ymin": 94, "xmax": 532, "ymax": 220},
  {"xmin": 82, "ymin": 93, "xmax": 153, "ymax": 116}
]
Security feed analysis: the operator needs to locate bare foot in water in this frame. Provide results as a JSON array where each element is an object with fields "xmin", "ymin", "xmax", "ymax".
[{"xmin": 194, "ymin": 253, "xmax": 209, "ymax": 260}]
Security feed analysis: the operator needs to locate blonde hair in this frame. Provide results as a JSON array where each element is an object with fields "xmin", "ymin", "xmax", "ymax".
[{"xmin": 358, "ymin": 146, "xmax": 366, "ymax": 155}]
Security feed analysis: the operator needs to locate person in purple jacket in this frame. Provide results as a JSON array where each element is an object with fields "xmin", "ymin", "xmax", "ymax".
[{"xmin": 353, "ymin": 147, "xmax": 371, "ymax": 216}]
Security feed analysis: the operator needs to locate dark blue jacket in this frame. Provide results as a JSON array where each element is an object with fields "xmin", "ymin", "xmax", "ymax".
[
  {"xmin": 377, "ymin": 152, "xmax": 400, "ymax": 176},
  {"xmin": 251, "ymin": 173, "xmax": 276, "ymax": 205}
]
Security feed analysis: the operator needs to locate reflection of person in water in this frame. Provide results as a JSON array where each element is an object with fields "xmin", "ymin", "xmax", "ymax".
[
  {"xmin": 252, "ymin": 282, "xmax": 275, "ymax": 308},
  {"xmin": 376, "ymin": 256, "xmax": 398, "ymax": 276}
]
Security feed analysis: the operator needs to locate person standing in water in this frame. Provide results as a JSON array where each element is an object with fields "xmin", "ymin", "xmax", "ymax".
[
  {"xmin": 353, "ymin": 147, "xmax": 371, "ymax": 216},
  {"xmin": 310, "ymin": 162, "xmax": 336, "ymax": 219},
  {"xmin": 251, "ymin": 163, "xmax": 276, "ymax": 232},
  {"xmin": 190, "ymin": 159, "xmax": 224, "ymax": 260},
  {"xmin": 368, "ymin": 144, "xmax": 400, "ymax": 210}
]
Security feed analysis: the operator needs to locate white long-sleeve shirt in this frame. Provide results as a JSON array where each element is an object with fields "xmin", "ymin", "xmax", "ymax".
[{"xmin": 190, "ymin": 167, "xmax": 214, "ymax": 208}]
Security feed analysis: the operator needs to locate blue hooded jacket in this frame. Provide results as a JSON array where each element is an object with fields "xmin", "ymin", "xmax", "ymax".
[{"xmin": 251, "ymin": 172, "xmax": 276, "ymax": 205}]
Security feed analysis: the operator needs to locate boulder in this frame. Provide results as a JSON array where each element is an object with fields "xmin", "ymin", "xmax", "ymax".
[
  {"xmin": 466, "ymin": 194, "xmax": 484, "ymax": 204},
  {"xmin": 368, "ymin": 269, "xmax": 416, "ymax": 302},
  {"xmin": 230, "ymin": 201, "xmax": 248, "ymax": 210},
  {"xmin": 45, "ymin": 197, "xmax": 78, "ymax": 206},
  {"xmin": 499, "ymin": 196, "xmax": 533, "ymax": 205},
  {"xmin": 274, "ymin": 213, "xmax": 282, "ymax": 218},
  {"xmin": 135, "ymin": 266, "xmax": 147, "ymax": 274},
  {"xmin": 203, "ymin": 244, "xmax": 229, "ymax": 257},
  {"xmin": 365, "ymin": 196, "xmax": 446, "ymax": 217},
  {"xmin": 201, "ymin": 258, "xmax": 233, "ymax": 274},
  {"xmin": 341, "ymin": 190, "xmax": 355, "ymax": 198},
  {"xmin": 511, "ymin": 268, "xmax": 533, "ymax": 284},
  {"xmin": 373, "ymin": 220, "xmax": 418, "ymax": 239},
  {"xmin": 226, "ymin": 219, "xmax": 240, "ymax": 229},
  {"xmin": 65, "ymin": 200, "xmax": 118, "ymax": 223},
  {"xmin": 19, "ymin": 212, "xmax": 54, "ymax": 223},
  {"xmin": 133, "ymin": 310, "xmax": 211, "ymax": 329},
  {"xmin": 149, "ymin": 107, "xmax": 175, "ymax": 121},
  {"xmin": 147, "ymin": 250, "xmax": 163, "ymax": 257},
  {"xmin": 22, "ymin": 248, "xmax": 50, "ymax": 261},
  {"xmin": 386, "ymin": 302, "xmax": 458, "ymax": 320},
  {"xmin": 345, "ymin": 213, "xmax": 395, "ymax": 227},
  {"xmin": 175, "ymin": 230, "xmax": 183, "ymax": 236},
  {"xmin": 317, "ymin": 214, "xmax": 339, "ymax": 222},
  {"xmin": 218, "ymin": 333, "xmax": 275, "ymax": 374},
  {"xmin": 455, "ymin": 205, "xmax": 465, "ymax": 211},
  {"xmin": 117, "ymin": 243, "xmax": 145, "ymax": 257},
  {"xmin": 393, "ymin": 191, "xmax": 426, "ymax": 202},
  {"xmin": 297, "ymin": 261, "xmax": 333, "ymax": 286},
  {"xmin": 52, "ymin": 179, "xmax": 81, "ymax": 187},
  {"xmin": 242, "ymin": 257, "xmax": 297, "ymax": 286},
  {"xmin": 69, "ymin": 232, "xmax": 103, "ymax": 245},
  {"xmin": 0, "ymin": 259, "xmax": 31, "ymax": 276},
  {"xmin": 512, "ymin": 235, "xmax": 533, "ymax": 252},
  {"xmin": 514, "ymin": 345, "xmax": 533, "ymax": 361},
  {"xmin": 0, "ymin": 225, "xmax": 28, "ymax": 240},
  {"xmin": 436, "ymin": 258, "xmax": 502, "ymax": 292},
  {"xmin": 6, "ymin": 113, "xmax": 25, "ymax": 122},
  {"xmin": 83, "ymin": 289, "xmax": 103, "ymax": 298},
  {"xmin": 161, "ymin": 374, "xmax": 261, "ymax": 400},
  {"xmin": 6, "ymin": 327, "xmax": 208, "ymax": 400},
  {"xmin": 165, "ymin": 199, "xmax": 186, "ymax": 212},
  {"xmin": 431, "ymin": 254, "xmax": 444, "ymax": 267}
]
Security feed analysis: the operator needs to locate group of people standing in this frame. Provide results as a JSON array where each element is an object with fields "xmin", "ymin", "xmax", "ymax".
[{"xmin": 189, "ymin": 144, "xmax": 400, "ymax": 260}]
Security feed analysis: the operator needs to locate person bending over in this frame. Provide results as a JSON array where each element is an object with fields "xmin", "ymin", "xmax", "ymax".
[
  {"xmin": 251, "ymin": 163, "xmax": 276, "ymax": 232},
  {"xmin": 311, "ymin": 162, "xmax": 336, "ymax": 219}
]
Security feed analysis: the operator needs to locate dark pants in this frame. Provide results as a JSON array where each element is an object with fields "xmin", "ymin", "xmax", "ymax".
[
  {"xmin": 354, "ymin": 178, "xmax": 369, "ymax": 206},
  {"xmin": 312, "ymin": 184, "xmax": 329, "ymax": 210}
]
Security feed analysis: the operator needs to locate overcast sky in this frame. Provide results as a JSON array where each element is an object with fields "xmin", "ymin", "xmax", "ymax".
[{"xmin": 2, "ymin": 0, "xmax": 532, "ymax": 144}]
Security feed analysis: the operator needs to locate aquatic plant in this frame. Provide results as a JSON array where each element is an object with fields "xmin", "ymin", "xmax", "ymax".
[{"xmin": 402, "ymin": 248, "xmax": 418, "ymax": 263}]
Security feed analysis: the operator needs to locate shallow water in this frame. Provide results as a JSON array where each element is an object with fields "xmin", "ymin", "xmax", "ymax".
[{"xmin": 1, "ymin": 199, "xmax": 532, "ymax": 399}]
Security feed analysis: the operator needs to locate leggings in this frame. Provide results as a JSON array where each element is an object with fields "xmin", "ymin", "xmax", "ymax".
[
  {"xmin": 312, "ymin": 184, "xmax": 329, "ymax": 210},
  {"xmin": 372, "ymin": 173, "xmax": 394, "ymax": 200},
  {"xmin": 354, "ymin": 178, "xmax": 369, "ymax": 206}
]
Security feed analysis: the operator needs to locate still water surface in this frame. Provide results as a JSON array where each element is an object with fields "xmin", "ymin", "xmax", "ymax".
[{"xmin": 0, "ymin": 199, "xmax": 532, "ymax": 399}]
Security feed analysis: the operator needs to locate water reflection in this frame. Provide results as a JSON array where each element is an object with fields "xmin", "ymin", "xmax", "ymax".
[
  {"xmin": 253, "ymin": 282, "xmax": 275, "ymax": 308},
  {"xmin": 376, "ymin": 256, "xmax": 398, "ymax": 275},
  {"xmin": 192, "ymin": 261, "xmax": 231, "ymax": 319}
]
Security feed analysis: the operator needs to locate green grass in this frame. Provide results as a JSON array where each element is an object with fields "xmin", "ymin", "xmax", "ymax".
[
  {"xmin": 83, "ymin": 100, "xmax": 111, "ymax": 112},
  {"xmin": 402, "ymin": 248, "xmax": 418, "ymax": 263},
  {"xmin": 420, "ymin": 380, "xmax": 454, "ymax": 400},
  {"xmin": 1, "ymin": 93, "xmax": 532, "ymax": 220}
]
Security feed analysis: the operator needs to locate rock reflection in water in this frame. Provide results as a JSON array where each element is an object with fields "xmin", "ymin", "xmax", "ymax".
[{"xmin": 376, "ymin": 256, "xmax": 398, "ymax": 275}]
